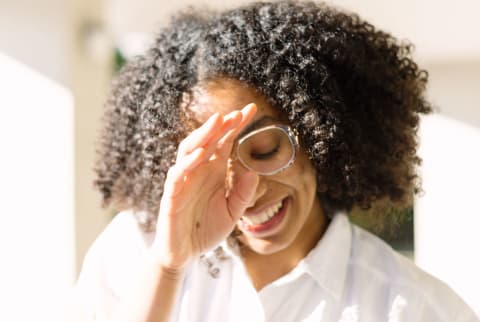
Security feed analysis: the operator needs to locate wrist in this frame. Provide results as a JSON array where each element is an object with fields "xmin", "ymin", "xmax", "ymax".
[{"xmin": 146, "ymin": 247, "xmax": 190, "ymax": 278}]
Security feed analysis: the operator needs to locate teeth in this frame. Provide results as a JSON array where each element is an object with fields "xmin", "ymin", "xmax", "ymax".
[{"xmin": 241, "ymin": 200, "xmax": 283, "ymax": 226}]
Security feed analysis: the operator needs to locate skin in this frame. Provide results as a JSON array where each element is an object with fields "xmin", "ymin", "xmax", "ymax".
[{"xmin": 153, "ymin": 77, "xmax": 329, "ymax": 291}]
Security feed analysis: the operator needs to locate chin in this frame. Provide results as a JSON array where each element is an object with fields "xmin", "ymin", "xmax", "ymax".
[{"xmin": 238, "ymin": 235, "xmax": 292, "ymax": 255}]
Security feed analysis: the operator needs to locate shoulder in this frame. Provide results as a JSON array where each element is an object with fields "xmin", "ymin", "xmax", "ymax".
[
  {"xmin": 74, "ymin": 211, "xmax": 155, "ymax": 306},
  {"xmin": 85, "ymin": 210, "xmax": 154, "ymax": 260},
  {"xmin": 347, "ymin": 223, "xmax": 478, "ymax": 321}
]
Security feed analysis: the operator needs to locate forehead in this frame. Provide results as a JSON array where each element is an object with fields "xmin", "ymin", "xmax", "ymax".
[{"xmin": 184, "ymin": 78, "xmax": 283, "ymax": 124}]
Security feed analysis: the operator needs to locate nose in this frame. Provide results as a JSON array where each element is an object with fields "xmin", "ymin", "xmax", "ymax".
[{"xmin": 228, "ymin": 156, "xmax": 267, "ymax": 208}]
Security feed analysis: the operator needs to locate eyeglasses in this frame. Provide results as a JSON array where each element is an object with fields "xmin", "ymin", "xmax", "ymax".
[{"xmin": 234, "ymin": 124, "xmax": 299, "ymax": 175}]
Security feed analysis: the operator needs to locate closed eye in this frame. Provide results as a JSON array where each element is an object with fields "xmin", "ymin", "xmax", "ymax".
[{"xmin": 250, "ymin": 145, "xmax": 280, "ymax": 160}]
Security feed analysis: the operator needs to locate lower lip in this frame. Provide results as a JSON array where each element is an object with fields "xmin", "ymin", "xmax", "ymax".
[{"xmin": 240, "ymin": 198, "xmax": 289, "ymax": 234}]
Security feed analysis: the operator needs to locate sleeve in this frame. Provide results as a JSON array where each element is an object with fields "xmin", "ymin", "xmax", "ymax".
[
  {"xmin": 66, "ymin": 213, "xmax": 135, "ymax": 322},
  {"xmin": 454, "ymin": 303, "xmax": 480, "ymax": 322},
  {"xmin": 413, "ymin": 274, "xmax": 480, "ymax": 322}
]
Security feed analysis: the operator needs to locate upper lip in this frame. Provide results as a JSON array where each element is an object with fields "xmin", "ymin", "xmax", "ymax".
[{"xmin": 243, "ymin": 197, "xmax": 286, "ymax": 217}]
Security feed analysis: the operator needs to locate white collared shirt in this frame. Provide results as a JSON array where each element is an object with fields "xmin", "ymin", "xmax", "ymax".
[{"xmin": 73, "ymin": 211, "xmax": 479, "ymax": 322}]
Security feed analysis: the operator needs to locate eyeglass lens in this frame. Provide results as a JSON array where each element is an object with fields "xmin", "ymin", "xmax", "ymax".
[{"xmin": 237, "ymin": 127, "xmax": 295, "ymax": 174}]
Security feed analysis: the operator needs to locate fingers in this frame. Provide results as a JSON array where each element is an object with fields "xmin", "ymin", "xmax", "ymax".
[
  {"xmin": 227, "ymin": 171, "xmax": 259, "ymax": 221},
  {"xmin": 185, "ymin": 111, "xmax": 242, "ymax": 166},
  {"xmin": 176, "ymin": 109, "xmax": 244, "ymax": 161},
  {"xmin": 231, "ymin": 103, "xmax": 258, "ymax": 138},
  {"xmin": 177, "ymin": 103, "xmax": 256, "ymax": 163},
  {"xmin": 176, "ymin": 112, "xmax": 221, "ymax": 161},
  {"xmin": 203, "ymin": 111, "xmax": 242, "ymax": 157},
  {"xmin": 217, "ymin": 103, "xmax": 257, "ymax": 159},
  {"xmin": 164, "ymin": 147, "xmax": 206, "ymax": 198},
  {"xmin": 166, "ymin": 103, "xmax": 257, "ymax": 198}
]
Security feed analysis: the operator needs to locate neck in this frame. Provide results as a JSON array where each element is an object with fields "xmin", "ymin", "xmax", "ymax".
[{"xmin": 240, "ymin": 199, "xmax": 329, "ymax": 291}]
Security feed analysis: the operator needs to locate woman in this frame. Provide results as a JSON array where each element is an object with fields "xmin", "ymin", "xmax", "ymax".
[{"xmin": 73, "ymin": 1, "xmax": 478, "ymax": 321}]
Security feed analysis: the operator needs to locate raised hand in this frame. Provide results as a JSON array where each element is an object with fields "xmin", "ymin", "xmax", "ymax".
[{"xmin": 151, "ymin": 103, "xmax": 258, "ymax": 270}]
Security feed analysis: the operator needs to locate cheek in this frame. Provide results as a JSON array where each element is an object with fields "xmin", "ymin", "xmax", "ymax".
[
  {"xmin": 274, "ymin": 154, "xmax": 317, "ymax": 197},
  {"xmin": 297, "ymin": 156, "xmax": 318, "ymax": 194}
]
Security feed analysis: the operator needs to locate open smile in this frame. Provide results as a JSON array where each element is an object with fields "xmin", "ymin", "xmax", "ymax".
[{"xmin": 239, "ymin": 197, "xmax": 289, "ymax": 234}]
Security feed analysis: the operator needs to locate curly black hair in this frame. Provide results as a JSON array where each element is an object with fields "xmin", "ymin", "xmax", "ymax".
[{"xmin": 94, "ymin": 1, "xmax": 431, "ymax": 232}]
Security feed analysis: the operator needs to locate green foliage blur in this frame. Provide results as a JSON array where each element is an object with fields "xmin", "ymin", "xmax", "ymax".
[{"xmin": 114, "ymin": 48, "xmax": 127, "ymax": 73}]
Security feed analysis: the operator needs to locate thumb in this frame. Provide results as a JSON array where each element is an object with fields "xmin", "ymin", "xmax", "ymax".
[{"xmin": 226, "ymin": 171, "xmax": 259, "ymax": 221}]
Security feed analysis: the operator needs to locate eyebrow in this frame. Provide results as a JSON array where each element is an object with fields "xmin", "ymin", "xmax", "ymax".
[{"xmin": 238, "ymin": 115, "xmax": 279, "ymax": 139}]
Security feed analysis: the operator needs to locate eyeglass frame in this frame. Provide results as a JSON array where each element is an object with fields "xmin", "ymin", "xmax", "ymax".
[{"xmin": 234, "ymin": 124, "xmax": 300, "ymax": 176}]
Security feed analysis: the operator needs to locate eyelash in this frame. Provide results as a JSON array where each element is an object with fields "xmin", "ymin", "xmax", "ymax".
[{"xmin": 251, "ymin": 145, "xmax": 280, "ymax": 160}]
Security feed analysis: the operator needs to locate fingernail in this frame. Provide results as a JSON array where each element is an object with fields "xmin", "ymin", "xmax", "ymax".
[{"xmin": 242, "ymin": 103, "xmax": 257, "ymax": 115}]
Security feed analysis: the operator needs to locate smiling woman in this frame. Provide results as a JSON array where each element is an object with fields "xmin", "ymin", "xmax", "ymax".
[
  {"xmin": 71, "ymin": 1, "xmax": 479, "ymax": 322},
  {"xmin": 181, "ymin": 79, "xmax": 325, "ymax": 268}
]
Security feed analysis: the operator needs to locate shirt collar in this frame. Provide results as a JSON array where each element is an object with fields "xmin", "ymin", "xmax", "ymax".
[
  {"xmin": 301, "ymin": 212, "xmax": 352, "ymax": 301},
  {"xmin": 220, "ymin": 212, "xmax": 352, "ymax": 301}
]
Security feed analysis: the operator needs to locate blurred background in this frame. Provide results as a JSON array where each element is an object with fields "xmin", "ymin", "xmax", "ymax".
[{"xmin": 0, "ymin": 0, "xmax": 479, "ymax": 320}]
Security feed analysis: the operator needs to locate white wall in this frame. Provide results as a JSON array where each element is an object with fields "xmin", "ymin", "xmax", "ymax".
[
  {"xmin": 104, "ymin": 0, "xmax": 480, "ymax": 63},
  {"xmin": 0, "ymin": 2, "xmax": 112, "ymax": 320},
  {"xmin": 0, "ymin": 53, "xmax": 74, "ymax": 322},
  {"xmin": 0, "ymin": 1, "xmax": 76, "ymax": 320},
  {"xmin": 415, "ymin": 61, "xmax": 480, "ymax": 314},
  {"xmin": 0, "ymin": 0, "xmax": 70, "ymax": 85},
  {"xmin": 416, "ymin": 113, "xmax": 480, "ymax": 314}
]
